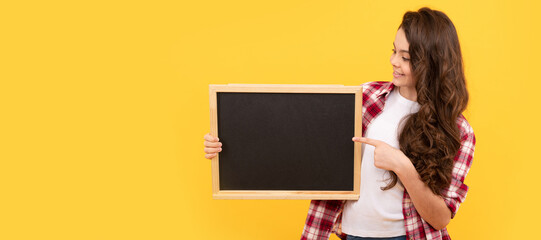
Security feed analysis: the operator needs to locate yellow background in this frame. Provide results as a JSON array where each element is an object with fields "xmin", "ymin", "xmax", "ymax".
[{"xmin": 1, "ymin": 0, "xmax": 539, "ymax": 239}]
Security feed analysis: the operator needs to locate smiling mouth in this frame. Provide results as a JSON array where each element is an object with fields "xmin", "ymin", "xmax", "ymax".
[{"xmin": 393, "ymin": 71, "xmax": 405, "ymax": 77}]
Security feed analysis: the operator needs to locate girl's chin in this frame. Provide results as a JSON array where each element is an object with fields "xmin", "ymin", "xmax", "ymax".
[
  {"xmin": 392, "ymin": 78, "xmax": 413, "ymax": 87},
  {"xmin": 392, "ymin": 76, "xmax": 408, "ymax": 82}
]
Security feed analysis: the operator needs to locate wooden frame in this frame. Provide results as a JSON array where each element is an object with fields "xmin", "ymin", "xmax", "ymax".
[{"xmin": 209, "ymin": 84, "xmax": 362, "ymax": 199}]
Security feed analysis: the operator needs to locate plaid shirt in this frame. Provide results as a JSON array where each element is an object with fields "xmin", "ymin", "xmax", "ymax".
[{"xmin": 300, "ymin": 81, "xmax": 476, "ymax": 240}]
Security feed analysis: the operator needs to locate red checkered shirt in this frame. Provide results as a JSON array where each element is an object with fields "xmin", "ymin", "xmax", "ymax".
[{"xmin": 300, "ymin": 81, "xmax": 476, "ymax": 240}]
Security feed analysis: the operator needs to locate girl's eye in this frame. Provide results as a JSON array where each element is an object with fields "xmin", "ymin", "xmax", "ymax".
[
  {"xmin": 402, "ymin": 57, "xmax": 410, "ymax": 61},
  {"xmin": 391, "ymin": 49, "xmax": 396, "ymax": 54}
]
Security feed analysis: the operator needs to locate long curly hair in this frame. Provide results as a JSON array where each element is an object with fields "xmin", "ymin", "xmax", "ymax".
[{"xmin": 383, "ymin": 8, "xmax": 469, "ymax": 196}]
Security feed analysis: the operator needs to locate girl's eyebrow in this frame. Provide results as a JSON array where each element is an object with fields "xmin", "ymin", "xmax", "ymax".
[{"xmin": 393, "ymin": 42, "xmax": 409, "ymax": 53}]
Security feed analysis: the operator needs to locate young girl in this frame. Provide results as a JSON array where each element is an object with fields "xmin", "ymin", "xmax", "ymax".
[{"xmin": 204, "ymin": 7, "xmax": 475, "ymax": 240}]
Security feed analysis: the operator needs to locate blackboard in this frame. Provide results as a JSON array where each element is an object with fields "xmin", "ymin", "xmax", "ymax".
[{"xmin": 209, "ymin": 84, "xmax": 362, "ymax": 199}]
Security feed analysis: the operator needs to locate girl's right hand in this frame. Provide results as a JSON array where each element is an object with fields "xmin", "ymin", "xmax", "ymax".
[{"xmin": 203, "ymin": 133, "xmax": 222, "ymax": 159}]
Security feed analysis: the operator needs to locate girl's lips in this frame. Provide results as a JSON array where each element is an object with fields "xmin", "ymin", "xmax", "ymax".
[{"xmin": 393, "ymin": 71, "xmax": 404, "ymax": 78}]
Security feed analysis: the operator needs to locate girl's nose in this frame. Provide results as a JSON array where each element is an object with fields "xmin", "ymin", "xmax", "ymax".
[{"xmin": 390, "ymin": 55, "xmax": 399, "ymax": 67}]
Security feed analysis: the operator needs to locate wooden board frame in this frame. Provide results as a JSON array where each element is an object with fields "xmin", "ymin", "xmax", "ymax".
[{"xmin": 209, "ymin": 84, "xmax": 362, "ymax": 200}]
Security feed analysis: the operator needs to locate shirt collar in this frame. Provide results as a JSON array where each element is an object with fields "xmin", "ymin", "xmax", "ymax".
[{"xmin": 376, "ymin": 81, "xmax": 396, "ymax": 101}]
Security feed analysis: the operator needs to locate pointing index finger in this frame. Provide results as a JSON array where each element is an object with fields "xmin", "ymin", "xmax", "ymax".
[{"xmin": 352, "ymin": 137, "xmax": 382, "ymax": 147}]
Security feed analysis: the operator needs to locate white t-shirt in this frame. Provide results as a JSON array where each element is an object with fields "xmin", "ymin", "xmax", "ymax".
[{"xmin": 342, "ymin": 87, "xmax": 420, "ymax": 238}]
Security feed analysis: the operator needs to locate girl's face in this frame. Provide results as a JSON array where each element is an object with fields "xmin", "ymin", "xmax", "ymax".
[{"xmin": 390, "ymin": 28, "xmax": 415, "ymax": 89}]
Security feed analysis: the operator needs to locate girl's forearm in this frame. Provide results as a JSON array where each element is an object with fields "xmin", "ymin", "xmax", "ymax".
[{"xmin": 396, "ymin": 158, "xmax": 451, "ymax": 230}]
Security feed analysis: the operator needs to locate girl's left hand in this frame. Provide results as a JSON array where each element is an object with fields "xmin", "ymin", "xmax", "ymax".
[{"xmin": 352, "ymin": 137, "xmax": 411, "ymax": 173}]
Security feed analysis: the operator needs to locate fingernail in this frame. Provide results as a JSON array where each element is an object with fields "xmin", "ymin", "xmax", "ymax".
[
  {"xmin": 352, "ymin": 137, "xmax": 359, "ymax": 141},
  {"xmin": 219, "ymin": 143, "xmax": 222, "ymax": 146},
  {"xmin": 216, "ymin": 137, "xmax": 220, "ymax": 141},
  {"xmin": 219, "ymin": 148, "xmax": 222, "ymax": 152}
]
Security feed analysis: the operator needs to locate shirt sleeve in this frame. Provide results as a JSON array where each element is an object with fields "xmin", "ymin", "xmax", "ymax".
[
  {"xmin": 442, "ymin": 116, "xmax": 476, "ymax": 219},
  {"xmin": 301, "ymin": 200, "xmax": 344, "ymax": 240}
]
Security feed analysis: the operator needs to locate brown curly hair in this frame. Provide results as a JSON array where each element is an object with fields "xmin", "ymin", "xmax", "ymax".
[{"xmin": 383, "ymin": 8, "xmax": 469, "ymax": 196}]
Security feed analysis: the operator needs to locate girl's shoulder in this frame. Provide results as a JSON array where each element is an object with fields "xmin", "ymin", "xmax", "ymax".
[
  {"xmin": 457, "ymin": 114, "xmax": 475, "ymax": 142},
  {"xmin": 361, "ymin": 81, "xmax": 394, "ymax": 96},
  {"xmin": 361, "ymin": 81, "xmax": 392, "ymax": 89}
]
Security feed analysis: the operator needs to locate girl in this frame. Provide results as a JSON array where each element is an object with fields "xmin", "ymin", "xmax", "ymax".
[{"xmin": 204, "ymin": 7, "xmax": 475, "ymax": 240}]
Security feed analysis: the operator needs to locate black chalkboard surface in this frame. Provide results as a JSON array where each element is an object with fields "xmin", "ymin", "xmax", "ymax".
[{"xmin": 209, "ymin": 84, "xmax": 362, "ymax": 199}]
